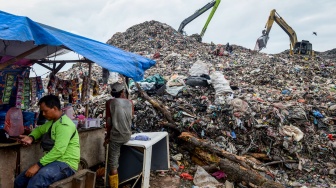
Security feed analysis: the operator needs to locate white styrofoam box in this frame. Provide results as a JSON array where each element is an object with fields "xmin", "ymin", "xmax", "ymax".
[
  {"xmin": 73, "ymin": 118, "xmax": 101, "ymax": 129},
  {"xmin": 85, "ymin": 118, "xmax": 101, "ymax": 128}
]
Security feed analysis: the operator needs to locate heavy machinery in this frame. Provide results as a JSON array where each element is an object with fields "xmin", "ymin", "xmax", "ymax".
[
  {"xmin": 256, "ymin": 9, "xmax": 314, "ymax": 56},
  {"xmin": 177, "ymin": 0, "xmax": 221, "ymax": 41}
]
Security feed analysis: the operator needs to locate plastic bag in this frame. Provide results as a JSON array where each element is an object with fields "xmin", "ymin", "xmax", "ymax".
[
  {"xmin": 185, "ymin": 76, "xmax": 210, "ymax": 87},
  {"xmin": 63, "ymin": 105, "xmax": 75, "ymax": 120},
  {"xmin": 279, "ymin": 125, "xmax": 304, "ymax": 141},
  {"xmin": 4, "ymin": 107, "xmax": 24, "ymax": 137},
  {"xmin": 130, "ymin": 135, "xmax": 151, "ymax": 141},
  {"xmin": 193, "ymin": 166, "xmax": 221, "ymax": 187},
  {"xmin": 231, "ymin": 98, "xmax": 249, "ymax": 114},
  {"xmin": 166, "ymin": 74, "xmax": 186, "ymax": 96}
]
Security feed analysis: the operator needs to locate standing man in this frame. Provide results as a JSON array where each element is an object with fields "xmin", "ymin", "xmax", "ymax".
[
  {"xmin": 105, "ymin": 82, "xmax": 134, "ymax": 188},
  {"xmin": 14, "ymin": 95, "xmax": 80, "ymax": 188}
]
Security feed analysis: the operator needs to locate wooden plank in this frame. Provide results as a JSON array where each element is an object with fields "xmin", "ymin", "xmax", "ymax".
[
  {"xmin": 49, "ymin": 169, "xmax": 96, "ymax": 188},
  {"xmin": 72, "ymin": 177, "xmax": 85, "ymax": 188},
  {"xmin": 85, "ymin": 171, "xmax": 96, "ymax": 188},
  {"xmin": 52, "ymin": 62, "xmax": 66, "ymax": 74},
  {"xmin": 0, "ymin": 142, "xmax": 20, "ymax": 147},
  {"xmin": 0, "ymin": 45, "xmax": 46, "ymax": 70},
  {"xmin": 0, "ymin": 148, "xmax": 18, "ymax": 188}
]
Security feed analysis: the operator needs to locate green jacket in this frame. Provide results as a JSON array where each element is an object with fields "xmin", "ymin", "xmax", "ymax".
[{"xmin": 29, "ymin": 115, "xmax": 80, "ymax": 170}]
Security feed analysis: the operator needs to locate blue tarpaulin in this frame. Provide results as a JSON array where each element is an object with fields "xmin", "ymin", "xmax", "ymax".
[{"xmin": 0, "ymin": 10, "xmax": 156, "ymax": 81}]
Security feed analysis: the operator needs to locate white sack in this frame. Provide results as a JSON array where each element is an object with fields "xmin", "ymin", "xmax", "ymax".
[
  {"xmin": 189, "ymin": 60, "xmax": 209, "ymax": 76},
  {"xmin": 210, "ymin": 71, "xmax": 233, "ymax": 95}
]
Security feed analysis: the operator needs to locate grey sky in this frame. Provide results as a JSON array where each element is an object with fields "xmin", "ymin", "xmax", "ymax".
[{"xmin": 2, "ymin": 0, "xmax": 335, "ymax": 75}]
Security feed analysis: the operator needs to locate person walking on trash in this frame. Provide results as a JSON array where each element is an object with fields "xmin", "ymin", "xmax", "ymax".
[
  {"xmin": 14, "ymin": 95, "xmax": 80, "ymax": 188},
  {"xmin": 105, "ymin": 82, "xmax": 134, "ymax": 188}
]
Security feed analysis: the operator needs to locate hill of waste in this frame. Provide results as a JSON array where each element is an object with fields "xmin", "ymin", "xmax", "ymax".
[{"xmin": 57, "ymin": 20, "xmax": 336, "ymax": 187}]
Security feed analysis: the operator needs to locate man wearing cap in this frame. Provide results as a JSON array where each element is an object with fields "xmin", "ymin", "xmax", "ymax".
[{"xmin": 105, "ymin": 82, "xmax": 134, "ymax": 188}]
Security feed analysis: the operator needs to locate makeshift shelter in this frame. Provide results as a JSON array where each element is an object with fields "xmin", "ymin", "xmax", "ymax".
[
  {"xmin": 0, "ymin": 9, "xmax": 156, "ymax": 111},
  {"xmin": 0, "ymin": 10, "xmax": 156, "ymax": 81},
  {"xmin": 0, "ymin": 10, "xmax": 156, "ymax": 187}
]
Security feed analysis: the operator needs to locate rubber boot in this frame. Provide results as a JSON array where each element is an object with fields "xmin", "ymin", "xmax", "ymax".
[{"xmin": 109, "ymin": 174, "xmax": 119, "ymax": 188}]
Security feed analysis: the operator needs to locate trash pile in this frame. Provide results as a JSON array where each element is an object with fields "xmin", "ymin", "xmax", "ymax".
[{"xmin": 59, "ymin": 20, "xmax": 335, "ymax": 187}]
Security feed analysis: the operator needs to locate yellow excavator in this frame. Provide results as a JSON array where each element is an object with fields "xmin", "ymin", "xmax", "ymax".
[
  {"xmin": 256, "ymin": 9, "xmax": 314, "ymax": 56},
  {"xmin": 178, "ymin": 0, "xmax": 221, "ymax": 41}
]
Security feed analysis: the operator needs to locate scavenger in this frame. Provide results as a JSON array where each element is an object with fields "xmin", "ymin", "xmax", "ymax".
[
  {"xmin": 105, "ymin": 82, "xmax": 134, "ymax": 188},
  {"xmin": 14, "ymin": 94, "xmax": 80, "ymax": 188}
]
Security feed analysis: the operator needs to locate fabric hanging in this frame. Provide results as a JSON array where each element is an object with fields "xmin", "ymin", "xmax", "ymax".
[
  {"xmin": 81, "ymin": 76, "xmax": 89, "ymax": 104},
  {"xmin": 36, "ymin": 76, "xmax": 44, "ymax": 99},
  {"xmin": 92, "ymin": 79, "xmax": 99, "ymax": 96},
  {"xmin": 23, "ymin": 77, "xmax": 30, "ymax": 109},
  {"xmin": 47, "ymin": 74, "xmax": 58, "ymax": 94},
  {"xmin": 71, "ymin": 78, "xmax": 79, "ymax": 104},
  {"xmin": 2, "ymin": 74, "xmax": 15, "ymax": 104},
  {"xmin": 30, "ymin": 77, "xmax": 38, "ymax": 105},
  {"xmin": 15, "ymin": 75, "xmax": 24, "ymax": 108}
]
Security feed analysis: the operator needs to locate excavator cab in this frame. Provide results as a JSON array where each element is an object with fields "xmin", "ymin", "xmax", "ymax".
[{"xmin": 293, "ymin": 40, "xmax": 313, "ymax": 55}]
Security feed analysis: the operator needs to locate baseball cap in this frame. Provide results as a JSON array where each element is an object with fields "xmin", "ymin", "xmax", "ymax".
[{"xmin": 110, "ymin": 82, "xmax": 125, "ymax": 92}]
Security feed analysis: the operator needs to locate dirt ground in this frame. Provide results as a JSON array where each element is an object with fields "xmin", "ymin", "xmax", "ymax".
[
  {"xmin": 150, "ymin": 175, "xmax": 197, "ymax": 188},
  {"xmin": 150, "ymin": 175, "xmax": 183, "ymax": 188},
  {"xmin": 95, "ymin": 173, "xmax": 193, "ymax": 188}
]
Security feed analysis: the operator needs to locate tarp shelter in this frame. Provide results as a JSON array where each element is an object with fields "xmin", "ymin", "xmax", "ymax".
[{"xmin": 0, "ymin": 10, "xmax": 156, "ymax": 81}]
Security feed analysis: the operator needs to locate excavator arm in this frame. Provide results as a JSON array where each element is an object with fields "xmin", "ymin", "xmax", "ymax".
[
  {"xmin": 257, "ymin": 9, "xmax": 298, "ymax": 54},
  {"xmin": 178, "ymin": 0, "xmax": 221, "ymax": 40},
  {"xmin": 256, "ymin": 9, "xmax": 314, "ymax": 56}
]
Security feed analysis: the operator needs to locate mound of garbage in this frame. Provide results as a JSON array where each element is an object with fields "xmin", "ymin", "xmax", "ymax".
[{"xmin": 58, "ymin": 20, "xmax": 336, "ymax": 187}]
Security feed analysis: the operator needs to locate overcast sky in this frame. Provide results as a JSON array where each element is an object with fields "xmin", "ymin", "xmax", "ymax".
[{"xmin": 2, "ymin": 0, "xmax": 336, "ymax": 75}]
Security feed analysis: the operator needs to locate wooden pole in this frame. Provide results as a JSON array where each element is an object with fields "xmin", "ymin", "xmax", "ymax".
[
  {"xmin": 178, "ymin": 132, "xmax": 285, "ymax": 188},
  {"xmin": 85, "ymin": 60, "xmax": 92, "ymax": 118},
  {"xmin": 0, "ymin": 45, "xmax": 46, "ymax": 70}
]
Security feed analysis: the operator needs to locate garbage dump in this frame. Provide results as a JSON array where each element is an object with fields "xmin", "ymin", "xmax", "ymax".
[{"xmin": 54, "ymin": 20, "xmax": 336, "ymax": 187}]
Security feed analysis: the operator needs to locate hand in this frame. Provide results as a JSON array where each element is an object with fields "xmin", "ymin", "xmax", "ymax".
[
  {"xmin": 19, "ymin": 135, "xmax": 33, "ymax": 146},
  {"xmin": 25, "ymin": 164, "xmax": 40, "ymax": 177}
]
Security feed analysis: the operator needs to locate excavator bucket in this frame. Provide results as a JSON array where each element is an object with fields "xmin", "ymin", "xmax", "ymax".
[{"xmin": 256, "ymin": 35, "xmax": 269, "ymax": 51}]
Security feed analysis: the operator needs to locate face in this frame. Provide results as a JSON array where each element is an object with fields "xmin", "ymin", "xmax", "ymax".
[{"xmin": 40, "ymin": 102, "xmax": 57, "ymax": 121}]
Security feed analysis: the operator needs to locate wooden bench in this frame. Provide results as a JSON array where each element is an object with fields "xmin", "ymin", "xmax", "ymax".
[{"xmin": 49, "ymin": 169, "xmax": 96, "ymax": 188}]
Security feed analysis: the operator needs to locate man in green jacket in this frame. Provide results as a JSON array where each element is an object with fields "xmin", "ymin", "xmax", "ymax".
[{"xmin": 14, "ymin": 95, "xmax": 80, "ymax": 188}]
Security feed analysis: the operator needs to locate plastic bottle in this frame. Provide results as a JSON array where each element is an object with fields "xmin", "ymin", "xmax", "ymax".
[
  {"xmin": 4, "ymin": 107, "xmax": 24, "ymax": 137},
  {"xmin": 63, "ymin": 105, "xmax": 75, "ymax": 120}
]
